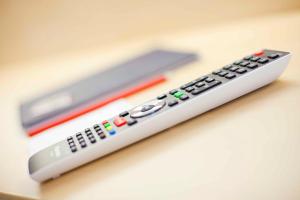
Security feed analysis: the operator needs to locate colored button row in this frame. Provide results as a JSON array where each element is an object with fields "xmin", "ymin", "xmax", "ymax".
[
  {"xmin": 169, "ymin": 90, "xmax": 189, "ymax": 101},
  {"xmin": 102, "ymin": 120, "xmax": 116, "ymax": 135}
]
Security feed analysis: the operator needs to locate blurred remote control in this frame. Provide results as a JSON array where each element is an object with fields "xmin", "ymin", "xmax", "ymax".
[{"xmin": 29, "ymin": 49, "xmax": 291, "ymax": 182}]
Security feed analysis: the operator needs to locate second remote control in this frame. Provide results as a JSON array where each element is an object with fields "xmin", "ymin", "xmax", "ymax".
[{"xmin": 28, "ymin": 49, "xmax": 291, "ymax": 182}]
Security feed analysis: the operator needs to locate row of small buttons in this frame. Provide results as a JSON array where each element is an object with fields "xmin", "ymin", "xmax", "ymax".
[
  {"xmin": 85, "ymin": 128, "xmax": 96, "ymax": 144},
  {"xmin": 102, "ymin": 120, "xmax": 116, "ymax": 135},
  {"xmin": 94, "ymin": 124, "xmax": 106, "ymax": 139},
  {"xmin": 76, "ymin": 132, "xmax": 87, "ymax": 148},
  {"xmin": 67, "ymin": 137, "xmax": 77, "ymax": 153}
]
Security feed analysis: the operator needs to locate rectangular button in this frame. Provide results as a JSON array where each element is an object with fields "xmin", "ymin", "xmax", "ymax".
[
  {"xmin": 114, "ymin": 117, "xmax": 127, "ymax": 127},
  {"xmin": 106, "ymin": 125, "xmax": 113, "ymax": 131}
]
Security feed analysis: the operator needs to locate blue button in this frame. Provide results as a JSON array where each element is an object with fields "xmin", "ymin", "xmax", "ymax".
[{"xmin": 109, "ymin": 130, "xmax": 116, "ymax": 135}]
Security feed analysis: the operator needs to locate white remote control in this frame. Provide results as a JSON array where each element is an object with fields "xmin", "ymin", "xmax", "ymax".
[{"xmin": 28, "ymin": 49, "xmax": 291, "ymax": 182}]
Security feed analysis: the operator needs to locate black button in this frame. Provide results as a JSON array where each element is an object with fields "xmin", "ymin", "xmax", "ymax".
[
  {"xmin": 94, "ymin": 126, "xmax": 101, "ymax": 132},
  {"xmin": 85, "ymin": 128, "xmax": 91, "ymax": 133},
  {"xmin": 99, "ymin": 133, "xmax": 106, "ymax": 139},
  {"xmin": 229, "ymin": 66, "xmax": 239, "ymax": 72},
  {"xmin": 80, "ymin": 142, "xmax": 87, "ymax": 148},
  {"xmin": 250, "ymin": 56, "xmax": 260, "ymax": 62},
  {"xmin": 157, "ymin": 94, "xmax": 167, "ymax": 100},
  {"xmin": 86, "ymin": 132, "xmax": 93, "ymax": 137},
  {"xmin": 234, "ymin": 60, "xmax": 243, "ymax": 65},
  {"xmin": 218, "ymin": 71, "xmax": 228, "ymax": 77},
  {"xmin": 258, "ymin": 58, "xmax": 269, "ymax": 64},
  {"xmin": 69, "ymin": 141, "xmax": 75, "ymax": 147},
  {"xmin": 78, "ymin": 138, "xmax": 85, "ymax": 143},
  {"xmin": 168, "ymin": 100, "xmax": 178, "ymax": 107},
  {"xmin": 268, "ymin": 53, "xmax": 279, "ymax": 59},
  {"xmin": 191, "ymin": 80, "xmax": 221, "ymax": 95},
  {"xmin": 185, "ymin": 86, "xmax": 194, "ymax": 92},
  {"xmin": 141, "ymin": 104, "xmax": 155, "ymax": 112},
  {"xmin": 244, "ymin": 55, "xmax": 252, "ymax": 60},
  {"xmin": 169, "ymin": 89, "xmax": 178, "ymax": 95},
  {"xmin": 180, "ymin": 84, "xmax": 189, "ymax": 90},
  {"xmin": 90, "ymin": 138, "xmax": 96, "ymax": 144},
  {"xmin": 223, "ymin": 65, "xmax": 232, "ymax": 70},
  {"xmin": 247, "ymin": 63, "xmax": 258, "ymax": 69},
  {"xmin": 179, "ymin": 94, "xmax": 189, "ymax": 101},
  {"xmin": 127, "ymin": 118, "xmax": 137, "ymax": 126},
  {"xmin": 76, "ymin": 132, "xmax": 82, "ymax": 136},
  {"xmin": 119, "ymin": 111, "xmax": 129, "ymax": 117},
  {"xmin": 236, "ymin": 68, "xmax": 247, "ymax": 74},
  {"xmin": 93, "ymin": 124, "xmax": 100, "ymax": 128},
  {"xmin": 205, "ymin": 77, "xmax": 215, "ymax": 83},
  {"xmin": 195, "ymin": 76, "xmax": 208, "ymax": 82},
  {"xmin": 225, "ymin": 73, "xmax": 236, "ymax": 79},
  {"xmin": 239, "ymin": 61, "xmax": 250, "ymax": 67},
  {"xmin": 212, "ymin": 70, "xmax": 221, "ymax": 75},
  {"xmin": 195, "ymin": 82, "xmax": 205, "ymax": 87},
  {"xmin": 71, "ymin": 146, "xmax": 77, "ymax": 152},
  {"xmin": 187, "ymin": 80, "xmax": 198, "ymax": 87}
]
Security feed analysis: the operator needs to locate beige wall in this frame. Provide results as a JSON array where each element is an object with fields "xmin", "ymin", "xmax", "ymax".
[{"xmin": 0, "ymin": 0, "xmax": 300, "ymax": 65}]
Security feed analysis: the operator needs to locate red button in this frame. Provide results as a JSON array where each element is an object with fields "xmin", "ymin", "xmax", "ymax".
[
  {"xmin": 113, "ymin": 117, "xmax": 127, "ymax": 127},
  {"xmin": 254, "ymin": 50, "xmax": 264, "ymax": 56},
  {"xmin": 102, "ymin": 120, "xmax": 108, "ymax": 125}
]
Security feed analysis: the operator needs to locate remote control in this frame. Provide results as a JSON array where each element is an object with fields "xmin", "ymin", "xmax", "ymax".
[{"xmin": 28, "ymin": 49, "xmax": 291, "ymax": 182}]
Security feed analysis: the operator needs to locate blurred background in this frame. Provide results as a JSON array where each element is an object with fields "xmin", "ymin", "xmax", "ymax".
[{"xmin": 1, "ymin": 0, "xmax": 300, "ymax": 66}]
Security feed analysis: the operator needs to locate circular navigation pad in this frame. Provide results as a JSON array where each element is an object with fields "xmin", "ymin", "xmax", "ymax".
[{"xmin": 130, "ymin": 99, "xmax": 166, "ymax": 118}]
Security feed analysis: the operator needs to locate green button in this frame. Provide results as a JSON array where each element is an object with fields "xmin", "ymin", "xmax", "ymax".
[
  {"xmin": 106, "ymin": 125, "xmax": 113, "ymax": 131},
  {"xmin": 174, "ymin": 91, "xmax": 184, "ymax": 98},
  {"xmin": 104, "ymin": 123, "xmax": 110, "ymax": 128}
]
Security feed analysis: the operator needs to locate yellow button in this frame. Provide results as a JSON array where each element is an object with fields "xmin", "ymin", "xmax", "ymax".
[{"xmin": 106, "ymin": 125, "xmax": 113, "ymax": 131}]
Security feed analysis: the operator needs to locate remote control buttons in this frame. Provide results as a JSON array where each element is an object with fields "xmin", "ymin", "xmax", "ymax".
[
  {"xmin": 94, "ymin": 124, "xmax": 106, "ymax": 139},
  {"xmin": 217, "ymin": 71, "xmax": 228, "ymax": 77},
  {"xmin": 223, "ymin": 65, "xmax": 232, "ymax": 70},
  {"xmin": 102, "ymin": 121, "xmax": 117, "ymax": 135},
  {"xmin": 195, "ymin": 82, "xmax": 205, "ymax": 87},
  {"xmin": 174, "ymin": 91, "xmax": 184, "ymax": 98},
  {"xmin": 224, "ymin": 73, "xmax": 236, "ymax": 79},
  {"xmin": 85, "ymin": 128, "xmax": 96, "ymax": 144},
  {"xmin": 119, "ymin": 111, "xmax": 129, "ymax": 117},
  {"xmin": 185, "ymin": 86, "xmax": 194, "ymax": 92},
  {"xmin": 258, "ymin": 58, "xmax": 269, "ymax": 64},
  {"xmin": 234, "ymin": 60, "xmax": 243, "ymax": 65},
  {"xmin": 141, "ymin": 104, "xmax": 155, "ymax": 112},
  {"xmin": 247, "ymin": 63, "xmax": 258, "ymax": 69},
  {"xmin": 268, "ymin": 53, "xmax": 280, "ymax": 59},
  {"xmin": 168, "ymin": 100, "xmax": 178, "ymax": 107},
  {"xmin": 244, "ymin": 55, "xmax": 252, "ymax": 60},
  {"xmin": 76, "ymin": 133, "xmax": 87, "ymax": 148},
  {"xmin": 180, "ymin": 76, "xmax": 207, "ymax": 89},
  {"xmin": 67, "ymin": 137, "xmax": 77, "ymax": 153},
  {"xmin": 157, "ymin": 94, "xmax": 167, "ymax": 100},
  {"xmin": 171, "ymin": 90, "xmax": 190, "ymax": 101},
  {"xmin": 127, "ymin": 118, "xmax": 137, "ymax": 126},
  {"xmin": 239, "ymin": 61, "xmax": 250, "ymax": 67},
  {"xmin": 130, "ymin": 99, "xmax": 166, "ymax": 118},
  {"xmin": 114, "ymin": 117, "xmax": 127, "ymax": 127},
  {"xmin": 205, "ymin": 77, "xmax": 215, "ymax": 83},
  {"xmin": 250, "ymin": 56, "xmax": 260, "ymax": 62},
  {"xmin": 236, "ymin": 68, "xmax": 247, "ymax": 74},
  {"xmin": 179, "ymin": 94, "xmax": 189, "ymax": 101},
  {"xmin": 191, "ymin": 80, "xmax": 221, "ymax": 95},
  {"xmin": 169, "ymin": 89, "xmax": 178, "ymax": 95},
  {"xmin": 229, "ymin": 66, "xmax": 239, "ymax": 72}
]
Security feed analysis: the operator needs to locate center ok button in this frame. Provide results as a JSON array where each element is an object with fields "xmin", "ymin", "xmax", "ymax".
[{"xmin": 141, "ymin": 104, "xmax": 155, "ymax": 112}]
